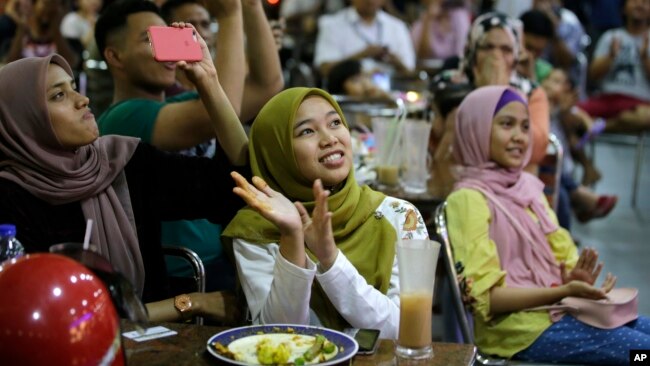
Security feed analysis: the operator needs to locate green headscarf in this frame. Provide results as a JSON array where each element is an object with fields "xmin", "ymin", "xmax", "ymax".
[{"xmin": 223, "ymin": 88, "xmax": 397, "ymax": 330}]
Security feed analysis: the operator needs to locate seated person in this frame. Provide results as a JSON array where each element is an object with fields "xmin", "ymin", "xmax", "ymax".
[
  {"xmin": 0, "ymin": 53, "xmax": 245, "ymax": 323},
  {"xmin": 541, "ymin": 68, "xmax": 617, "ymax": 227},
  {"xmin": 60, "ymin": 0, "xmax": 102, "ymax": 49},
  {"xmin": 410, "ymin": 0, "xmax": 470, "ymax": 61},
  {"xmin": 439, "ymin": 12, "xmax": 550, "ymax": 169},
  {"xmin": 531, "ymin": 0, "xmax": 587, "ymax": 83},
  {"xmin": 161, "ymin": 0, "xmax": 283, "ymax": 123},
  {"xmin": 327, "ymin": 59, "xmax": 391, "ymax": 100},
  {"xmin": 222, "ymin": 88, "xmax": 428, "ymax": 338},
  {"xmin": 95, "ymin": 0, "xmax": 257, "ymax": 292},
  {"xmin": 1, "ymin": 0, "xmax": 78, "ymax": 67},
  {"xmin": 446, "ymin": 85, "xmax": 650, "ymax": 364},
  {"xmin": 427, "ymin": 71, "xmax": 472, "ymax": 197},
  {"xmin": 313, "ymin": 0, "xmax": 415, "ymax": 78}
]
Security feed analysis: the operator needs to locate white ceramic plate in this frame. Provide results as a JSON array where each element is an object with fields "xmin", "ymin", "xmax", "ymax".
[{"xmin": 206, "ymin": 324, "xmax": 359, "ymax": 365}]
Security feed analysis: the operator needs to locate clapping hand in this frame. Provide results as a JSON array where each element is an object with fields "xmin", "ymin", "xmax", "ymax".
[
  {"xmin": 473, "ymin": 53, "xmax": 510, "ymax": 87},
  {"xmin": 561, "ymin": 247, "xmax": 603, "ymax": 285},
  {"xmin": 565, "ymin": 273, "xmax": 617, "ymax": 300},
  {"xmin": 296, "ymin": 179, "xmax": 337, "ymax": 271},
  {"xmin": 561, "ymin": 247, "xmax": 617, "ymax": 299},
  {"xmin": 230, "ymin": 172, "xmax": 302, "ymax": 235}
]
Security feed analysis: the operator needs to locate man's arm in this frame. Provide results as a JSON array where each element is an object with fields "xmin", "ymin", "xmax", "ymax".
[
  {"xmin": 240, "ymin": 0, "xmax": 284, "ymax": 123},
  {"xmin": 206, "ymin": 0, "xmax": 245, "ymax": 118},
  {"xmin": 151, "ymin": 23, "xmax": 247, "ymax": 165},
  {"xmin": 589, "ymin": 32, "xmax": 618, "ymax": 81}
]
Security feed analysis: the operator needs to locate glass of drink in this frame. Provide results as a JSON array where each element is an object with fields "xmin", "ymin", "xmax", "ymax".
[
  {"xmin": 371, "ymin": 116, "xmax": 401, "ymax": 190},
  {"xmin": 400, "ymin": 119, "xmax": 431, "ymax": 194},
  {"xmin": 396, "ymin": 239, "xmax": 440, "ymax": 360}
]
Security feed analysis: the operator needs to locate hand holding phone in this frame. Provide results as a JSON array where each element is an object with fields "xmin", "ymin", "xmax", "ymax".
[
  {"xmin": 148, "ymin": 26, "xmax": 203, "ymax": 62},
  {"xmin": 344, "ymin": 328, "xmax": 381, "ymax": 355}
]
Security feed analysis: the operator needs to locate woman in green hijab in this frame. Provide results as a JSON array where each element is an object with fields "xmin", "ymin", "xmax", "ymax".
[{"xmin": 223, "ymin": 88, "xmax": 428, "ymax": 338}]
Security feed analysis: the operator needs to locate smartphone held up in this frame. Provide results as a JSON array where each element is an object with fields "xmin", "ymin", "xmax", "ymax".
[{"xmin": 148, "ymin": 26, "xmax": 202, "ymax": 62}]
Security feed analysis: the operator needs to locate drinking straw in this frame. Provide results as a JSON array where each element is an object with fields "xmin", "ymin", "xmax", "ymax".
[
  {"xmin": 383, "ymin": 97, "xmax": 407, "ymax": 166},
  {"xmin": 83, "ymin": 219, "xmax": 93, "ymax": 251}
]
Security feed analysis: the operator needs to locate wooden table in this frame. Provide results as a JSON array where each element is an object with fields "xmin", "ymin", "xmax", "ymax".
[{"xmin": 122, "ymin": 321, "xmax": 476, "ymax": 366}]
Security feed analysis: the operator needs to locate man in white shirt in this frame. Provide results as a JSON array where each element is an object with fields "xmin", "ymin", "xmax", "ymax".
[{"xmin": 313, "ymin": 0, "xmax": 415, "ymax": 78}]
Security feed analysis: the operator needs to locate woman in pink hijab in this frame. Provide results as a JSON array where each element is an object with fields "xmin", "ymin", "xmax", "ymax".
[
  {"xmin": 445, "ymin": 85, "xmax": 650, "ymax": 365},
  {"xmin": 0, "ymin": 54, "xmax": 245, "ymax": 323}
]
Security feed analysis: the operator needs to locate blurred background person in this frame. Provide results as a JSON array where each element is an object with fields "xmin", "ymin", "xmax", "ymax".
[
  {"xmin": 410, "ymin": 0, "xmax": 470, "ymax": 62},
  {"xmin": 327, "ymin": 58, "xmax": 392, "ymax": 100},
  {"xmin": 60, "ymin": 0, "xmax": 101, "ymax": 49},
  {"xmin": 1, "ymin": 0, "xmax": 78, "ymax": 67},
  {"xmin": 579, "ymin": 0, "xmax": 650, "ymax": 133},
  {"xmin": 313, "ymin": 0, "xmax": 415, "ymax": 82}
]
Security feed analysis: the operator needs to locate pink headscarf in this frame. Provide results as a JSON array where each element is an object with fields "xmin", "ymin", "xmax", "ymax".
[
  {"xmin": 0, "ymin": 55, "xmax": 144, "ymax": 296},
  {"xmin": 453, "ymin": 85, "xmax": 561, "ymax": 289}
]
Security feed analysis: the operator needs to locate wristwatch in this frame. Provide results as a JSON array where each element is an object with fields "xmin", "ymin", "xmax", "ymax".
[{"xmin": 174, "ymin": 294, "xmax": 193, "ymax": 315}]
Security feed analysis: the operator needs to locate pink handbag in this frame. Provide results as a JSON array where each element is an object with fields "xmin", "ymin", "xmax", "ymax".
[{"xmin": 557, "ymin": 288, "xmax": 639, "ymax": 329}]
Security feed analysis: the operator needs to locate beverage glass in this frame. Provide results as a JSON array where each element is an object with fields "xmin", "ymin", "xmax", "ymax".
[
  {"xmin": 371, "ymin": 116, "xmax": 401, "ymax": 189},
  {"xmin": 400, "ymin": 119, "xmax": 431, "ymax": 194},
  {"xmin": 396, "ymin": 239, "xmax": 440, "ymax": 360}
]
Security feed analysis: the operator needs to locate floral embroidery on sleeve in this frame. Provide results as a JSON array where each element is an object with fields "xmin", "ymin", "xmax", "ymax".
[
  {"xmin": 403, "ymin": 209, "xmax": 418, "ymax": 231},
  {"xmin": 386, "ymin": 199, "xmax": 427, "ymax": 239},
  {"xmin": 456, "ymin": 261, "xmax": 476, "ymax": 308}
]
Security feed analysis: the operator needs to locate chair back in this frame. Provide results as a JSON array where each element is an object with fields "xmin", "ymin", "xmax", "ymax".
[
  {"xmin": 433, "ymin": 202, "xmax": 474, "ymax": 344},
  {"xmin": 538, "ymin": 133, "xmax": 564, "ymax": 212},
  {"xmin": 433, "ymin": 202, "xmax": 507, "ymax": 366}
]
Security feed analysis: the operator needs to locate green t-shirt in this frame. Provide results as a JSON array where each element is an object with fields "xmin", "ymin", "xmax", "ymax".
[
  {"xmin": 535, "ymin": 58, "xmax": 553, "ymax": 83},
  {"xmin": 98, "ymin": 91, "xmax": 223, "ymax": 280}
]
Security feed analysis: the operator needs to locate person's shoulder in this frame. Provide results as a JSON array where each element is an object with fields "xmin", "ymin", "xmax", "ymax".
[
  {"xmin": 377, "ymin": 10, "xmax": 408, "ymax": 28},
  {"xmin": 378, "ymin": 196, "xmax": 418, "ymax": 213},
  {"xmin": 165, "ymin": 90, "xmax": 199, "ymax": 103},
  {"xmin": 100, "ymin": 99, "xmax": 163, "ymax": 122},
  {"xmin": 61, "ymin": 11, "xmax": 81, "ymax": 22},
  {"xmin": 447, "ymin": 188, "xmax": 487, "ymax": 205},
  {"xmin": 98, "ymin": 99, "xmax": 163, "ymax": 137},
  {"xmin": 559, "ymin": 7, "xmax": 580, "ymax": 25},
  {"xmin": 598, "ymin": 28, "xmax": 620, "ymax": 42},
  {"xmin": 318, "ymin": 8, "xmax": 346, "ymax": 26}
]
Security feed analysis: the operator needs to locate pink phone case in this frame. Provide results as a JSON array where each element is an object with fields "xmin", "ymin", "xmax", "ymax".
[{"xmin": 148, "ymin": 26, "xmax": 202, "ymax": 62}]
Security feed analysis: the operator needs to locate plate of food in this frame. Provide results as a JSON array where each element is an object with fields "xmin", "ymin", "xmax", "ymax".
[{"xmin": 206, "ymin": 324, "xmax": 359, "ymax": 365}]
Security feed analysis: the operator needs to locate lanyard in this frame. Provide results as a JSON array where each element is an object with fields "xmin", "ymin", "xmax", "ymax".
[{"xmin": 351, "ymin": 18, "xmax": 383, "ymax": 46}]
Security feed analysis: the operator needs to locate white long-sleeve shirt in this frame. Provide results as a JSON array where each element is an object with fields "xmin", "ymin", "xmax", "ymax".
[{"xmin": 233, "ymin": 196, "xmax": 428, "ymax": 339}]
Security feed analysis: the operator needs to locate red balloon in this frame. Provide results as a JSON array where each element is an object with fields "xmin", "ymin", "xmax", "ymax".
[{"xmin": 0, "ymin": 254, "xmax": 124, "ymax": 366}]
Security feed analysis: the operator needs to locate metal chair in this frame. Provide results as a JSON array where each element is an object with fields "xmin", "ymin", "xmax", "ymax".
[
  {"xmin": 162, "ymin": 245, "xmax": 206, "ymax": 325},
  {"xmin": 538, "ymin": 133, "xmax": 564, "ymax": 212},
  {"xmin": 433, "ymin": 202, "xmax": 506, "ymax": 365}
]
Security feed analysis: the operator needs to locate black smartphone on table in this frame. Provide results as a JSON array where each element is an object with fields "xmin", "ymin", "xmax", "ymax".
[{"xmin": 344, "ymin": 328, "xmax": 381, "ymax": 355}]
